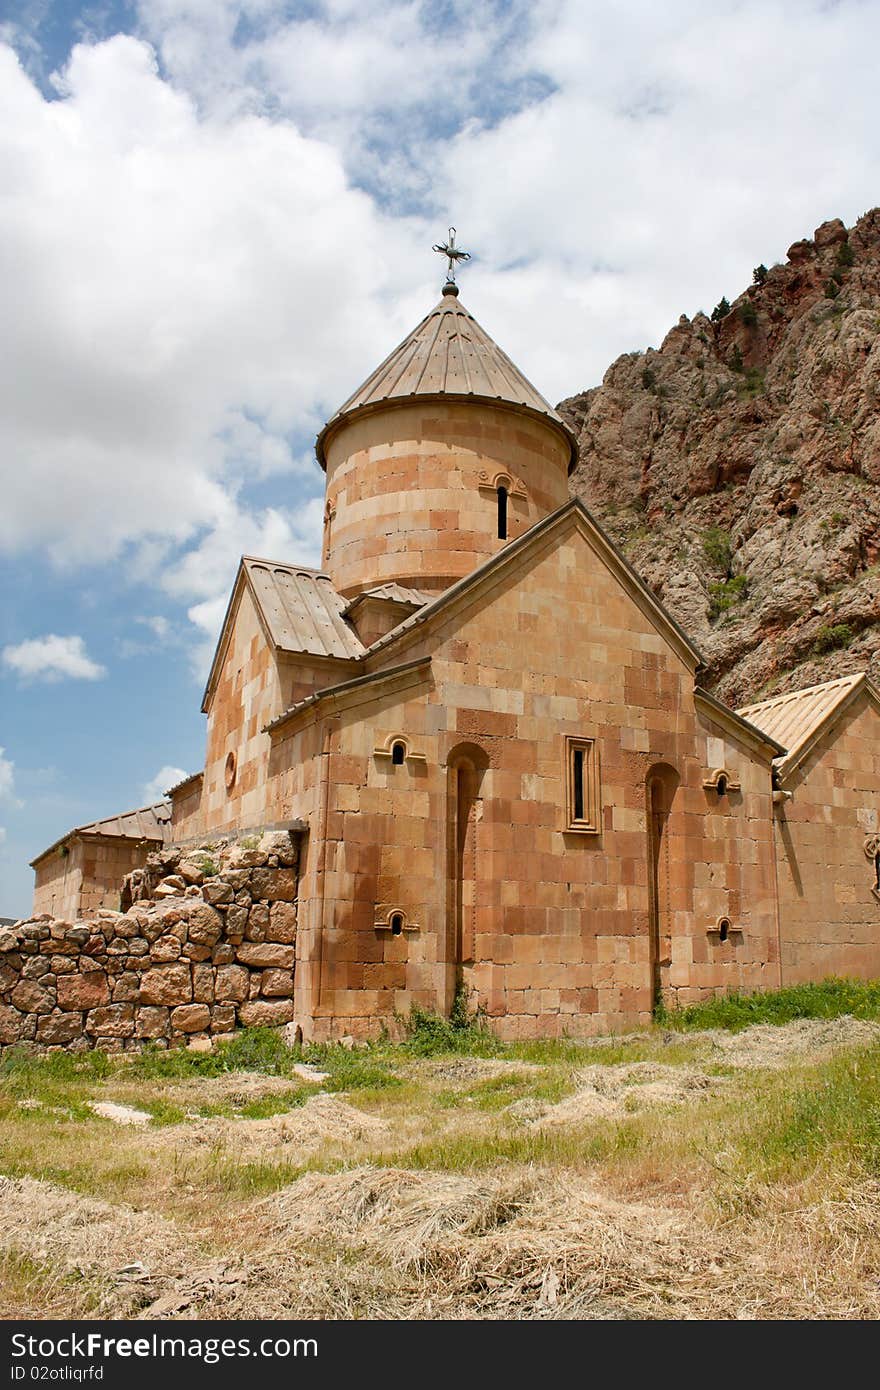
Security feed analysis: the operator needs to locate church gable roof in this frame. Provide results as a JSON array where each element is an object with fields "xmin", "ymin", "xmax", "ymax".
[
  {"xmin": 361, "ymin": 497, "xmax": 703, "ymax": 673},
  {"xmin": 315, "ymin": 286, "xmax": 579, "ymax": 469},
  {"xmin": 201, "ymin": 557, "xmax": 366, "ymax": 713},
  {"xmin": 737, "ymin": 671, "xmax": 879, "ymax": 781},
  {"xmin": 243, "ymin": 558, "xmax": 366, "ymax": 661},
  {"xmin": 31, "ymin": 801, "xmax": 172, "ymax": 867}
]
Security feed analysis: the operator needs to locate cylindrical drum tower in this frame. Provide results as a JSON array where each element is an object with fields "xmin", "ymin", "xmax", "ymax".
[{"xmin": 315, "ymin": 283, "xmax": 578, "ymax": 599}]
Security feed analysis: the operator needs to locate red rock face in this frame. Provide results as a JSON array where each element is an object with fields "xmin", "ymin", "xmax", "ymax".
[{"xmin": 560, "ymin": 210, "xmax": 880, "ymax": 705}]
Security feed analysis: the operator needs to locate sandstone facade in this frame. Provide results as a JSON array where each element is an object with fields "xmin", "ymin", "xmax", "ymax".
[{"xmin": 24, "ymin": 264, "xmax": 880, "ymax": 1047}]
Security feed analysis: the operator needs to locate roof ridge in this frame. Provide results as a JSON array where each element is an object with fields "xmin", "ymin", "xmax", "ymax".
[
  {"xmin": 243, "ymin": 556, "xmax": 328, "ymax": 577},
  {"xmin": 315, "ymin": 291, "xmax": 578, "ymax": 470},
  {"xmin": 738, "ymin": 670, "xmax": 864, "ymax": 714}
]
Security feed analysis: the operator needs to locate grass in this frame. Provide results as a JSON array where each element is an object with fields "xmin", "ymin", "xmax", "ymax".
[
  {"xmin": 4, "ymin": 980, "xmax": 880, "ymax": 1319},
  {"xmin": 658, "ymin": 977, "xmax": 880, "ymax": 1032},
  {"xmin": 743, "ymin": 1045, "xmax": 880, "ymax": 1182}
]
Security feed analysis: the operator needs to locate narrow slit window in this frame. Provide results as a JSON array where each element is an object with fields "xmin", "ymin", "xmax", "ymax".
[
  {"xmin": 391, "ymin": 741, "xmax": 406, "ymax": 765},
  {"xmin": 497, "ymin": 485, "xmax": 508, "ymax": 539},
  {"xmin": 573, "ymin": 748, "xmax": 585, "ymax": 821},
  {"xmin": 565, "ymin": 736, "xmax": 600, "ymax": 833}
]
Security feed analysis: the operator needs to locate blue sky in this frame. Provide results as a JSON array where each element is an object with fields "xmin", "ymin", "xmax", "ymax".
[{"xmin": 1, "ymin": 0, "xmax": 879, "ymax": 915}]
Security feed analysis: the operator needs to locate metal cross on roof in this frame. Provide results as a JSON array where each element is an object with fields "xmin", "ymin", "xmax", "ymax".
[{"xmin": 432, "ymin": 226, "xmax": 471, "ymax": 284}]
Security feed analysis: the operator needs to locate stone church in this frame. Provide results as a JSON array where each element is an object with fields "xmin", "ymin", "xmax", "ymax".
[{"xmin": 30, "ymin": 270, "xmax": 880, "ymax": 1039}]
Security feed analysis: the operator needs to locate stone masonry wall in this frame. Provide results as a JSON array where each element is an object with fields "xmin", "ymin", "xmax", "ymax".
[{"xmin": 0, "ymin": 831, "xmax": 299, "ymax": 1052}]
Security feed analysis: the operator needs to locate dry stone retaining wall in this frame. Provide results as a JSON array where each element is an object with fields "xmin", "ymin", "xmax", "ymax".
[{"xmin": 0, "ymin": 831, "xmax": 300, "ymax": 1052}]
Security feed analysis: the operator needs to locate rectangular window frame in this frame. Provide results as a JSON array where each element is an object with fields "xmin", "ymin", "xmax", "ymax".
[{"xmin": 564, "ymin": 735, "xmax": 601, "ymax": 834}]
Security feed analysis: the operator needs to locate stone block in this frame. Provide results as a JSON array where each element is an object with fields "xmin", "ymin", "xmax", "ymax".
[
  {"xmin": 214, "ymin": 964, "xmax": 250, "ymax": 1002},
  {"xmin": 182, "ymin": 943, "xmax": 213, "ymax": 962},
  {"xmin": 224, "ymin": 906, "xmax": 248, "ymax": 939},
  {"xmin": 150, "ymin": 934, "xmax": 181, "ymax": 962},
  {"xmin": 139, "ymin": 963, "xmax": 192, "ymax": 1006},
  {"xmin": 192, "ymin": 963, "xmax": 215, "ymax": 1003},
  {"xmin": 136, "ymin": 1006, "xmax": 170, "ymax": 1039},
  {"xmin": 57, "ymin": 972, "xmax": 110, "ymax": 1011},
  {"xmin": 36, "ymin": 1012, "xmax": 83, "ymax": 1045},
  {"xmin": 258, "ymin": 831, "xmax": 298, "ymax": 866},
  {"xmin": 267, "ymin": 902, "xmax": 297, "ymax": 944},
  {"xmin": 249, "ymin": 867, "xmax": 297, "ymax": 902},
  {"xmin": 245, "ymin": 902, "xmax": 269, "ymax": 942},
  {"xmin": 210, "ymin": 1004, "xmax": 237, "ymax": 1032},
  {"xmin": 21, "ymin": 957, "xmax": 51, "ymax": 978},
  {"xmin": 238, "ymin": 998, "xmax": 295, "ymax": 1027},
  {"xmin": 260, "ymin": 969, "xmax": 294, "ymax": 997},
  {"xmin": 235, "ymin": 942, "xmax": 295, "ymax": 969},
  {"xmin": 202, "ymin": 879, "xmax": 233, "ymax": 905},
  {"xmin": 0, "ymin": 1004, "xmax": 22, "ymax": 1044},
  {"xmin": 111, "ymin": 972, "xmax": 141, "ymax": 1003},
  {"xmin": 170, "ymin": 1004, "xmax": 211, "ymax": 1034},
  {"xmin": 85, "ymin": 1005, "xmax": 135, "ymax": 1038},
  {"xmin": 184, "ymin": 903, "xmax": 224, "ymax": 946},
  {"xmin": 11, "ymin": 979, "xmax": 55, "ymax": 1014}
]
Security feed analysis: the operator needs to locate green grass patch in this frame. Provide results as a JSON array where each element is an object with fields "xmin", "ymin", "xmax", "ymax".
[
  {"xmin": 659, "ymin": 977, "xmax": 880, "ymax": 1032},
  {"xmin": 729, "ymin": 1045, "xmax": 880, "ymax": 1184}
]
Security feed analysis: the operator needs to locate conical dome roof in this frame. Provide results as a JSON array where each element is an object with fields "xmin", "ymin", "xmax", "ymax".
[{"xmin": 315, "ymin": 284, "xmax": 578, "ymax": 470}]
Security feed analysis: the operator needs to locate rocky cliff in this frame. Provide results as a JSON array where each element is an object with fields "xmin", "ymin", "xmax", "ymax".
[{"xmin": 559, "ymin": 211, "xmax": 880, "ymax": 705}]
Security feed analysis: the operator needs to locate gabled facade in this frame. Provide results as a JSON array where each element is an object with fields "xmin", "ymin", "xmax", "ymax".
[
  {"xmin": 27, "ymin": 279, "xmax": 880, "ymax": 1039},
  {"xmin": 739, "ymin": 675, "xmax": 880, "ymax": 982},
  {"xmin": 31, "ymin": 802, "xmax": 172, "ymax": 921}
]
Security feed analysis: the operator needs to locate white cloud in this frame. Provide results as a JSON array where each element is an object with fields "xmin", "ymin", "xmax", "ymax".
[
  {"xmin": 138, "ymin": 615, "xmax": 171, "ymax": 641},
  {"xmin": 143, "ymin": 765, "xmax": 188, "ymax": 801},
  {"xmin": 433, "ymin": 0, "xmax": 880, "ymax": 391},
  {"xmin": 1, "ymin": 1, "xmax": 879, "ymax": 642},
  {"xmin": 0, "ymin": 749, "xmax": 17, "ymax": 803},
  {"xmin": 0, "ymin": 35, "xmax": 427, "ymax": 585},
  {"xmin": 2, "ymin": 635, "xmax": 107, "ymax": 683},
  {"xmin": 0, "ymin": 826, "xmax": 7, "ymax": 846}
]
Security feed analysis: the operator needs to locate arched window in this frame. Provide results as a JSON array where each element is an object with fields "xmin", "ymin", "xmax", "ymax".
[
  {"xmin": 497, "ymin": 485, "xmax": 508, "ymax": 540},
  {"xmin": 391, "ymin": 741, "xmax": 406, "ymax": 765},
  {"xmin": 390, "ymin": 912, "xmax": 404, "ymax": 936}
]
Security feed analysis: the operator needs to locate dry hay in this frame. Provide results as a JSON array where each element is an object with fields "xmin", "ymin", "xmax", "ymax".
[
  {"xmin": 704, "ymin": 1015, "xmax": 880, "ymax": 1069},
  {"xmin": 246, "ymin": 1166, "xmax": 737, "ymax": 1319},
  {"xmin": 0, "ymin": 1175, "xmax": 206, "ymax": 1317},
  {"xmin": 410, "ymin": 1057, "xmax": 541, "ymax": 1083},
  {"xmin": 159, "ymin": 1070, "xmax": 308, "ymax": 1108},
  {"xmin": 510, "ymin": 1063, "xmax": 718, "ymax": 1128},
  {"xmin": 256, "ymin": 1166, "xmax": 530, "ymax": 1271},
  {"xmin": 248, "ymin": 1165, "xmax": 880, "ymax": 1319},
  {"xmin": 156, "ymin": 1091, "xmax": 389, "ymax": 1161}
]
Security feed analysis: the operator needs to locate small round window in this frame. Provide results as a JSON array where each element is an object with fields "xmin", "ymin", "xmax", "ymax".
[{"xmin": 224, "ymin": 751, "xmax": 237, "ymax": 791}]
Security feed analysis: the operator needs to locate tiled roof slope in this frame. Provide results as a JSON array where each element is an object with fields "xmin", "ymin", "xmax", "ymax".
[
  {"xmin": 77, "ymin": 802, "xmax": 173, "ymax": 841},
  {"xmin": 343, "ymin": 583, "xmax": 433, "ymax": 614},
  {"xmin": 737, "ymin": 672, "xmax": 872, "ymax": 779},
  {"xmin": 31, "ymin": 801, "xmax": 172, "ymax": 866},
  {"xmin": 315, "ymin": 286, "xmax": 579, "ymax": 469},
  {"xmin": 243, "ymin": 558, "xmax": 367, "ymax": 661}
]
